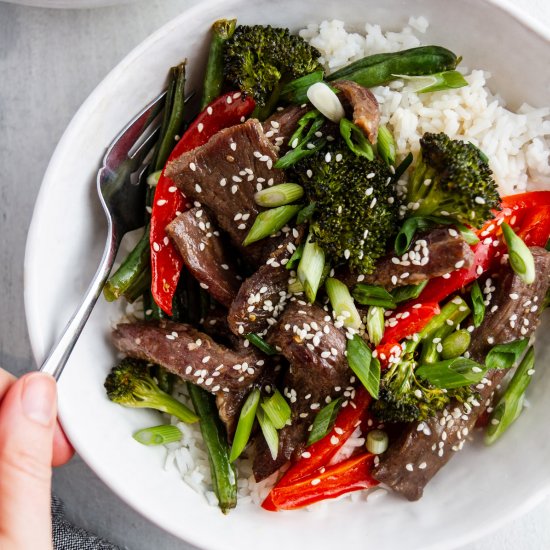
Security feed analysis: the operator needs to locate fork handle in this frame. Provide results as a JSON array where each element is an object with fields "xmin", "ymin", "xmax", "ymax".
[{"xmin": 39, "ymin": 231, "xmax": 120, "ymax": 380}]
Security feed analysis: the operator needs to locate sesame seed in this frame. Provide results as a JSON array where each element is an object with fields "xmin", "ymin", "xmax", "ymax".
[
  {"xmin": 405, "ymin": 463, "xmax": 414, "ymax": 472},
  {"xmin": 189, "ymin": 162, "xmax": 197, "ymax": 171},
  {"xmin": 195, "ymin": 184, "xmax": 202, "ymax": 193}
]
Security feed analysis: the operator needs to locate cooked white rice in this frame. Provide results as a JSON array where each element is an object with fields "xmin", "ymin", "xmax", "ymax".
[
  {"xmin": 161, "ymin": 17, "xmax": 550, "ymax": 509},
  {"xmin": 300, "ymin": 17, "xmax": 550, "ymax": 195}
]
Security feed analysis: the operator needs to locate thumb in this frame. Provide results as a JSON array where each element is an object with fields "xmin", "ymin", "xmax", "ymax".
[{"xmin": 0, "ymin": 372, "xmax": 56, "ymax": 550}]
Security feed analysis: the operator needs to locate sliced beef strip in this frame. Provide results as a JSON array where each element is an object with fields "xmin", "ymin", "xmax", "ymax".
[
  {"xmin": 166, "ymin": 207, "xmax": 241, "ymax": 308},
  {"xmin": 227, "ymin": 226, "xmax": 305, "ymax": 337},
  {"xmin": 262, "ymin": 105, "xmax": 309, "ymax": 152},
  {"xmin": 112, "ymin": 320, "xmax": 268, "ymax": 395},
  {"xmin": 253, "ymin": 299, "xmax": 353, "ymax": 481},
  {"xmin": 372, "ymin": 247, "xmax": 550, "ymax": 501},
  {"xmin": 164, "ymin": 119, "xmax": 285, "ymax": 266},
  {"xmin": 334, "ymin": 80, "xmax": 380, "ymax": 143},
  {"xmin": 338, "ymin": 227, "xmax": 475, "ymax": 289}
]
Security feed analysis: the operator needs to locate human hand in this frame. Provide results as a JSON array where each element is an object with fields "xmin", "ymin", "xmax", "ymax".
[{"xmin": 0, "ymin": 370, "xmax": 74, "ymax": 549}]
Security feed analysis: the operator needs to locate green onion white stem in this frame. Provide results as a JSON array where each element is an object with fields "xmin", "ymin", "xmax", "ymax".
[
  {"xmin": 243, "ymin": 204, "xmax": 301, "ymax": 246},
  {"xmin": 133, "ymin": 424, "xmax": 182, "ymax": 446},
  {"xmin": 377, "ymin": 126, "xmax": 396, "ymax": 165},
  {"xmin": 261, "ymin": 390, "xmax": 291, "ymax": 430},
  {"xmin": 230, "ymin": 388, "xmax": 261, "ymax": 462},
  {"xmin": 393, "ymin": 70, "xmax": 468, "ymax": 93},
  {"xmin": 307, "ymin": 81, "xmax": 345, "ymax": 122},
  {"xmin": 366, "ymin": 429, "xmax": 389, "ymax": 454},
  {"xmin": 297, "ymin": 230, "xmax": 325, "ymax": 303},
  {"xmin": 256, "ymin": 407, "xmax": 279, "ymax": 460},
  {"xmin": 501, "ymin": 222, "xmax": 536, "ymax": 284},
  {"xmin": 485, "ymin": 346, "xmax": 535, "ymax": 445},
  {"xmin": 366, "ymin": 306, "xmax": 385, "ymax": 346},
  {"xmin": 346, "ymin": 334, "xmax": 380, "ymax": 399},
  {"xmin": 325, "ymin": 278, "xmax": 362, "ymax": 330},
  {"xmin": 147, "ymin": 170, "xmax": 162, "ymax": 188},
  {"xmin": 254, "ymin": 183, "xmax": 304, "ymax": 207}
]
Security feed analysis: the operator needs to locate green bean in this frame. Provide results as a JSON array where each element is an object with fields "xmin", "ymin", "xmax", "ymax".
[
  {"xmin": 187, "ymin": 383, "xmax": 237, "ymax": 513},
  {"xmin": 103, "ymin": 228, "xmax": 151, "ymax": 302},
  {"xmin": 327, "ymin": 46, "xmax": 459, "ymax": 87},
  {"xmin": 440, "ymin": 329, "xmax": 471, "ymax": 360},
  {"xmin": 201, "ymin": 19, "xmax": 237, "ymax": 109},
  {"xmin": 280, "ymin": 70, "xmax": 324, "ymax": 104}
]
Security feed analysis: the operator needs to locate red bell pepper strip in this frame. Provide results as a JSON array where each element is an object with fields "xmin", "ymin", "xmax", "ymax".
[
  {"xmin": 380, "ymin": 302, "xmax": 440, "ymax": 346},
  {"xmin": 262, "ymin": 388, "xmax": 371, "ymax": 510},
  {"xmin": 267, "ymin": 453, "xmax": 379, "ymax": 511},
  {"xmin": 378, "ymin": 191, "xmax": 550, "ymax": 345},
  {"xmin": 150, "ymin": 92, "xmax": 255, "ymax": 315}
]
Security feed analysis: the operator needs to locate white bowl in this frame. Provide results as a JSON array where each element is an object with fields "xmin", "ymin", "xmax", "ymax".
[{"xmin": 24, "ymin": 1, "xmax": 550, "ymax": 549}]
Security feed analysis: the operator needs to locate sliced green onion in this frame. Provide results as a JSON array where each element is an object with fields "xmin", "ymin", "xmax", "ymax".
[
  {"xmin": 377, "ymin": 126, "xmax": 396, "ymax": 166},
  {"xmin": 366, "ymin": 306, "xmax": 385, "ymax": 346},
  {"xmin": 275, "ymin": 110, "xmax": 326, "ymax": 169},
  {"xmin": 243, "ymin": 204, "xmax": 302, "ymax": 246},
  {"xmin": 133, "ymin": 424, "xmax": 182, "ymax": 446},
  {"xmin": 297, "ymin": 230, "xmax": 325, "ymax": 303},
  {"xmin": 339, "ymin": 118, "xmax": 374, "ymax": 159},
  {"xmin": 501, "ymin": 222, "xmax": 536, "ymax": 284},
  {"xmin": 256, "ymin": 407, "xmax": 279, "ymax": 460},
  {"xmin": 394, "ymin": 216, "xmax": 435, "ymax": 255},
  {"xmin": 485, "ymin": 339, "xmax": 529, "ymax": 371},
  {"xmin": 470, "ymin": 281, "xmax": 485, "ymax": 327},
  {"xmin": 325, "ymin": 278, "xmax": 362, "ymax": 329},
  {"xmin": 353, "ymin": 284, "xmax": 397, "ymax": 309},
  {"xmin": 393, "ymin": 70, "xmax": 468, "ymax": 93},
  {"xmin": 392, "ymin": 151, "xmax": 413, "ymax": 181},
  {"xmin": 394, "ymin": 215, "xmax": 450, "ymax": 255},
  {"xmin": 288, "ymin": 277, "xmax": 304, "ymax": 295},
  {"xmin": 147, "ymin": 170, "xmax": 162, "ymax": 188},
  {"xmin": 416, "ymin": 357, "xmax": 485, "ymax": 389},
  {"xmin": 274, "ymin": 138, "xmax": 326, "ymax": 169},
  {"xmin": 485, "ymin": 346, "xmax": 535, "ymax": 445},
  {"xmin": 391, "ymin": 280, "xmax": 428, "ymax": 303},
  {"xmin": 286, "ymin": 243, "xmax": 304, "ymax": 271},
  {"xmin": 229, "ymin": 388, "xmax": 261, "ymax": 462},
  {"xmin": 455, "ymin": 223, "xmax": 480, "ymax": 245},
  {"xmin": 261, "ymin": 390, "xmax": 291, "ymax": 430},
  {"xmin": 346, "ymin": 334, "xmax": 380, "ymax": 399},
  {"xmin": 307, "ymin": 398, "xmax": 342, "ymax": 446},
  {"xmin": 440, "ymin": 329, "xmax": 471, "ymax": 360},
  {"xmin": 297, "ymin": 202, "xmax": 316, "ymax": 224},
  {"xmin": 280, "ymin": 70, "xmax": 325, "ymax": 104},
  {"xmin": 419, "ymin": 296, "xmax": 470, "ymax": 340},
  {"xmin": 366, "ymin": 429, "xmax": 389, "ymax": 454},
  {"xmin": 254, "ymin": 183, "xmax": 304, "ymax": 208},
  {"xmin": 245, "ymin": 334, "xmax": 278, "ymax": 356}
]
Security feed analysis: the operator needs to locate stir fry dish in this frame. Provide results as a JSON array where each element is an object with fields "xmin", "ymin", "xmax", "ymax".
[{"xmin": 102, "ymin": 18, "xmax": 550, "ymax": 513}]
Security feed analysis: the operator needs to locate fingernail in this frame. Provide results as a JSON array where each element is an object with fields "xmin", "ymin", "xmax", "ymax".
[{"xmin": 21, "ymin": 374, "xmax": 56, "ymax": 426}]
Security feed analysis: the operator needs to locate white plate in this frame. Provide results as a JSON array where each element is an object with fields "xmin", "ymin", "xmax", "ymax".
[{"xmin": 24, "ymin": 1, "xmax": 550, "ymax": 549}]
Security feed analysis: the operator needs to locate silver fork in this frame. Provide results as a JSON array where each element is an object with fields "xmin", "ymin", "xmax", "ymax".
[{"xmin": 39, "ymin": 91, "xmax": 167, "ymax": 380}]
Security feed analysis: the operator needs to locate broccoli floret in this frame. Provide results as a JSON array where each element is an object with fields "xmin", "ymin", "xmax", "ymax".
[
  {"xmin": 372, "ymin": 352, "xmax": 451, "ymax": 423},
  {"xmin": 104, "ymin": 358, "xmax": 198, "ymax": 423},
  {"xmin": 292, "ymin": 142, "xmax": 399, "ymax": 274},
  {"xmin": 405, "ymin": 132, "xmax": 501, "ymax": 228},
  {"xmin": 223, "ymin": 25, "xmax": 321, "ymax": 107}
]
